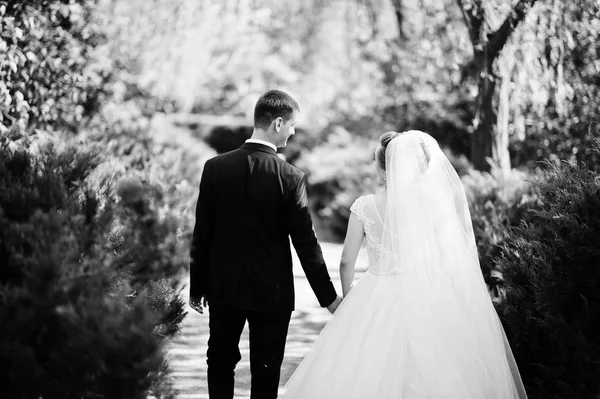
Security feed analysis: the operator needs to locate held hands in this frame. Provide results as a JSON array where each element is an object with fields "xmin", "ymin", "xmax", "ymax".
[
  {"xmin": 190, "ymin": 296, "xmax": 208, "ymax": 314},
  {"xmin": 326, "ymin": 295, "xmax": 343, "ymax": 314}
]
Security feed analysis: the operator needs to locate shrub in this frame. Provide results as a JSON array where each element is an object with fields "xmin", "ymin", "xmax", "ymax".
[
  {"xmin": 0, "ymin": 141, "xmax": 185, "ymax": 399},
  {"xmin": 461, "ymin": 167, "xmax": 539, "ymax": 299},
  {"xmin": 0, "ymin": 2, "xmax": 209, "ymax": 397},
  {"xmin": 204, "ymin": 124, "xmax": 252, "ymax": 154},
  {"xmin": 84, "ymin": 101, "xmax": 212, "ymax": 256},
  {"xmin": 496, "ymin": 154, "xmax": 600, "ymax": 398}
]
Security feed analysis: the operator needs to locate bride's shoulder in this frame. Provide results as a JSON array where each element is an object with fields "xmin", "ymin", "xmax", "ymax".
[
  {"xmin": 350, "ymin": 194, "xmax": 376, "ymax": 226},
  {"xmin": 350, "ymin": 194, "xmax": 374, "ymax": 212}
]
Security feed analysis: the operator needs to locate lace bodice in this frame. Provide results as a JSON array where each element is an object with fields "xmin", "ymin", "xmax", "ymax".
[{"xmin": 350, "ymin": 194, "xmax": 385, "ymax": 272}]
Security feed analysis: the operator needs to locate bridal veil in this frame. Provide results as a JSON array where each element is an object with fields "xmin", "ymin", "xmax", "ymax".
[{"xmin": 378, "ymin": 130, "xmax": 527, "ymax": 398}]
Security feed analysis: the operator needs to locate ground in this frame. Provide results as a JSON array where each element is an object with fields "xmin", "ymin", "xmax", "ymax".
[{"xmin": 168, "ymin": 242, "xmax": 369, "ymax": 398}]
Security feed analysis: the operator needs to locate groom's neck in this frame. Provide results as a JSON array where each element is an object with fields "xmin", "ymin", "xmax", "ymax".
[{"xmin": 250, "ymin": 129, "xmax": 276, "ymax": 146}]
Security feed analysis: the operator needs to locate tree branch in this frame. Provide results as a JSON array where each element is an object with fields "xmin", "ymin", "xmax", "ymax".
[
  {"xmin": 486, "ymin": 0, "xmax": 539, "ymax": 58},
  {"xmin": 389, "ymin": 0, "xmax": 406, "ymax": 40},
  {"xmin": 456, "ymin": 0, "xmax": 485, "ymax": 46}
]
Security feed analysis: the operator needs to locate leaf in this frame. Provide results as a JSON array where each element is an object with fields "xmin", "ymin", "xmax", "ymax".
[{"xmin": 2, "ymin": 91, "xmax": 12, "ymax": 107}]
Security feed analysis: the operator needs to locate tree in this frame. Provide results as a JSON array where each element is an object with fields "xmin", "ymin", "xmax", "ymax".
[
  {"xmin": 456, "ymin": 0, "xmax": 539, "ymax": 173},
  {"xmin": 508, "ymin": 0, "xmax": 600, "ymax": 171},
  {"xmin": 346, "ymin": 0, "xmax": 474, "ymax": 157}
]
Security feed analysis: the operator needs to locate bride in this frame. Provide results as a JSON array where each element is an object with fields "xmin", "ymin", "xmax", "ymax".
[{"xmin": 282, "ymin": 130, "xmax": 527, "ymax": 398}]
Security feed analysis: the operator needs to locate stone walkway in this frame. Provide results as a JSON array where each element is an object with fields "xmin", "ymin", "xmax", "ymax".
[{"xmin": 168, "ymin": 242, "xmax": 368, "ymax": 398}]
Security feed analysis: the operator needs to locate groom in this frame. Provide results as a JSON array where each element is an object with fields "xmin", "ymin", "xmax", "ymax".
[{"xmin": 189, "ymin": 89, "xmax": 342, "ymax": 399}]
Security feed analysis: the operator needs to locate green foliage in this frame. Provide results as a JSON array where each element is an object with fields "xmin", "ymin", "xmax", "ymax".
[
  {"xmin": 204, "ymin": 124, "xmax": 253, "ymax": 154},
  {"xmin": 507, "ymin": 0, "xmax": 600, "ymax": 169},
  {"xmin": 100, "ymin": 1, "xmax": 327, "ymax": 115},
  {"xmin": 0, "ymin": 141, "xmax": 185, "ymax": 398},
  {"xmin": 461, "ymin": 167, "xmax": 539, "ymax": 298},
  {"xmin": 83, "ymin": 99, "xmax": 209, "ymax": 263},
  {"xmin": 0, "ymin": 1, "xmax": 108, "ymax": 136},
  {"xmin": 356, "ymin": 0, "xmax": 473, "ymax": 155},
  {"xmin": 0, "ymin": 1, "xmax": 201, "ymax": 396},
  {"xmin": 101, "ymin": 1, "xmax": 402, "ymax": 133},
  {"xmin": 103, "ymin": 0, "xmax": 600, "ymax": 174},
  {"xmin": 496, "ymin": 152, "xmax": 600, "ymax": 398}
]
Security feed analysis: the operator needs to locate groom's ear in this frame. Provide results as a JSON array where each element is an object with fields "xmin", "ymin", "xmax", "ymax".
[{"xmin": 274, "ymin": 117, "xmax": 283, "ymax": 132}]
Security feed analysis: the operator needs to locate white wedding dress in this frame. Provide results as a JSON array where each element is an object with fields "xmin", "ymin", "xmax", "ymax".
[{"xmin": 282, "ymin": 131, "xmax": 527, "ymax": 398}]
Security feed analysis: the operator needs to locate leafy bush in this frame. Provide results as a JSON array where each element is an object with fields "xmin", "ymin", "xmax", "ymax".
[
  {"xmin": 496, "ymin": 151, "xmax": 600, "ymax": 398},
  {"xmin": 204, "ymin": 124, "xmax": 253, "ymax": 154},
  {"xmin": 0, "ymin": 3, "xmax": 196, "ymax": 392},
  {"xmin": 0, "ymin": 1, "xmax": 107, "ymax": 136},
  {"xmin": 85, "ymin": 100, "xmax": 212, "ymax": 246},
  {"xmin": 461, "ymin": 167, "xmax": 539, "ymax": 299},
  {"xmin": 0, "ymin": 141, "xmax": 185, "ymax": 399}
]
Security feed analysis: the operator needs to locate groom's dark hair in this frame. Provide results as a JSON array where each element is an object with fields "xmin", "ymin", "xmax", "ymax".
[{"xmin": 254, "ymin": 90, "xmax": 300, "ymax": 130}]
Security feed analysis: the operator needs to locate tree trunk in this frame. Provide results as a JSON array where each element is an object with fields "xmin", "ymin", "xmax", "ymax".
[
  {"xmin": 472, "ymin": 58, "xmax": 512, "ymax": 175},
  {"xmin": 472, "ymin": 58, "xmax": 496, "ymax": 172},
  {"xmin": 456, "ymin": 0, "xmax": 538, "ymax": 172},
  {"xmin": 495, "ymin": 58, "xmax": 514, "ymax": 176}
]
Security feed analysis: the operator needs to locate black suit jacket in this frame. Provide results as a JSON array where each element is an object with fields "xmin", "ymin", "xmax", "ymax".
[{"xmin": 190, "ymin": 142, "xmax": 337, "ymax": 312}]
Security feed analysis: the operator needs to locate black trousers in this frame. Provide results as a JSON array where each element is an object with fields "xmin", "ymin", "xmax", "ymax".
[{"xmin": 206, "ymin": 304, "xmax": 292, "ymax": 399}]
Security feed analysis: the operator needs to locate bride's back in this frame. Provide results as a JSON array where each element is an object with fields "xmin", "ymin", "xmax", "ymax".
[{"xmin": 350, "ymin": 192, "xmax": 387, "ymax": 273}]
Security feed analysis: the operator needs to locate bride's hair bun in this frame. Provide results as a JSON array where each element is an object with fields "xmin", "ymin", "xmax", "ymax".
[{"xmin": 376, "ymin": 131, "xmax": 400, "ymax": 171}]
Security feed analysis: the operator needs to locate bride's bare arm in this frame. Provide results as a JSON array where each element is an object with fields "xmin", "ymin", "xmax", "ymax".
[{"xmin": 339, "ymin": 212, "xmax": 364, "ymax": 297}]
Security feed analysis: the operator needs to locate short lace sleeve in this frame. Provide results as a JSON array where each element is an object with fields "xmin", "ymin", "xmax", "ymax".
[{"xmin": 350, "ymin": 195, "xmax": 370, "ymax": 225}]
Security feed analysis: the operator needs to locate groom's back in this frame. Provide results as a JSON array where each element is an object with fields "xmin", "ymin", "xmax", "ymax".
[{"xmin": 203, "ymin": 144, "xmax": 304, "ymax": 311}]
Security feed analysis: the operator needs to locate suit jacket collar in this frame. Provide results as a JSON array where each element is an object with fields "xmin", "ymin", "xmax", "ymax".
[
  {"xmin": 245, "ymin": 138, "xmax": 277, "ymax": 152},
  {"xmin": 241, "ymin": 142, "xmax": 278, "ymax": 156}
]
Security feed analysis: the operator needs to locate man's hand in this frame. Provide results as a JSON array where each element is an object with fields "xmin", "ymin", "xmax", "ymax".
[
  {"xmin": 326, "ymin": 295, "xmax": 343, "ymax": 314},
  {"xmin": 190, "ymin": 296, "xmax": 208, "ymax": 314}
]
